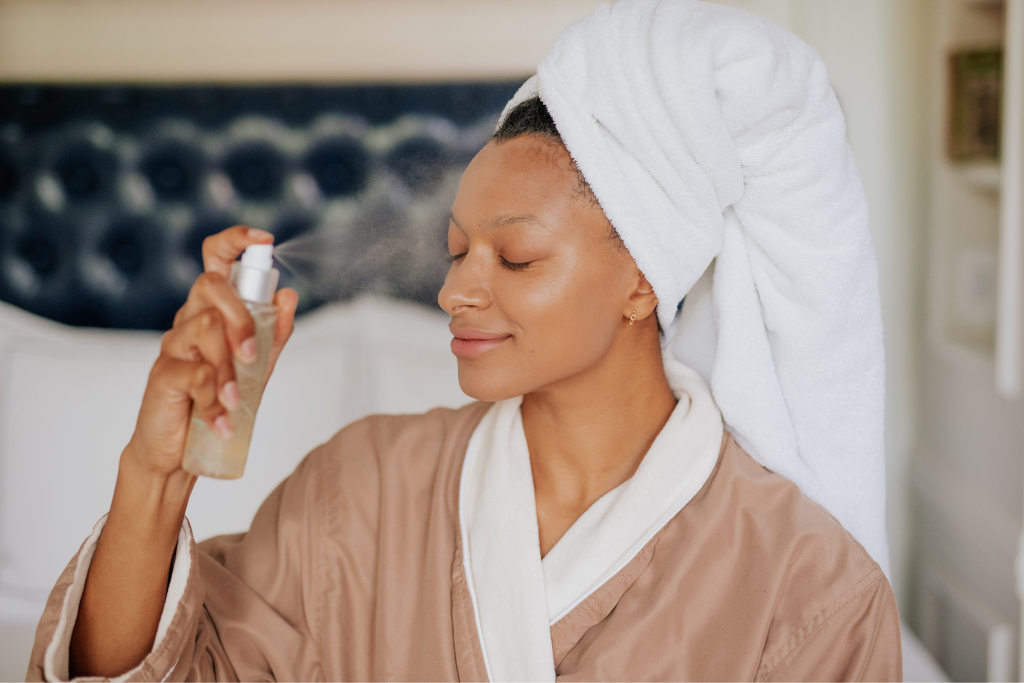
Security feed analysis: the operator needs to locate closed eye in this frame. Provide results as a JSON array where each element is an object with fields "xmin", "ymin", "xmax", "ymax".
[
  {"xmin": 446, "ymin": 252, "xmax": 467, "ymax": 263},
  {"xmin": 500, "ymin": 256, "xmax": 531, "ymax": 272}
]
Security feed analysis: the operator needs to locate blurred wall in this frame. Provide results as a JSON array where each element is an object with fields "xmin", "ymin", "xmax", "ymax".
[
  {"xmin": 913, "ymin": 1, "xmax": 1023, "ymax": 679},
  {"xmin": 0, "ymin": 0, "xmax": 606, "ymax": 82}
]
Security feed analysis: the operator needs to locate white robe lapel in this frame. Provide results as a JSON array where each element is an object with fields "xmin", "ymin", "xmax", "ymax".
[
  {"xmin": 460, "ymin": 396, "xmax": 555, "ymax": 682},
  {"xmin": 459, "ymin": 356, "xmax": 723, "ymax": 681},
  {"xmin": 541, "ymin": 358, "xmax": 723, "ymax": 622}
]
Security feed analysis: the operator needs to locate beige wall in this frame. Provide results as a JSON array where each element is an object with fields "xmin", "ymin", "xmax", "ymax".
[{"xmin": 0, "ymin": 0, "xmax": 606, "ymax": 82}]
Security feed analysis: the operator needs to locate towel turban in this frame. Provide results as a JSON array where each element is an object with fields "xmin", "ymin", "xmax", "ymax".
[{"xmin": 498, "ymin": 0, "xmax": 888, "ymax": 571}]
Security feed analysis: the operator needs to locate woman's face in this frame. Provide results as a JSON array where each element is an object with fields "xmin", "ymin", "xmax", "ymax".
[{"xmin": 439, "ymin": 135, "xmax": 642, "ymax": 401}]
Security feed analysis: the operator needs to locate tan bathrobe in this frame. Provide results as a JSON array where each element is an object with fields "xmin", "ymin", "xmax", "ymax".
[{"xmin": 28, "ymin": 402, "xmax": 901, "ymax": 682}]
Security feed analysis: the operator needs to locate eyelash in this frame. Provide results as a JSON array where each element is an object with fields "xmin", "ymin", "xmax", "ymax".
[
  {"xmin": 445, "ymin": 253, "xmax": 531, "ymax": 272},
  {"xmin": 500, "ymin": 256, "xmax": 531, "ymax": 271}
]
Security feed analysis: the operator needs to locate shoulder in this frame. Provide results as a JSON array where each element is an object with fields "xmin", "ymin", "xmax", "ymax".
[
  {"xmin": 246, "ymin": 402, "xmax": 492, "ymax": 569},
  {"xmin": 704, "ymin": 432, "xmax": 881, "ymax": 575},
  {"xmin": 320, "ymin": 401, "xmax": 491, "ymax": 464},
  {"xmin": 294, "ymin": 401, "xmax": 492, "ymax": 501},
  {"xmin": 700, "ymin": 434, "xmax": 898, "ymax": 678}
]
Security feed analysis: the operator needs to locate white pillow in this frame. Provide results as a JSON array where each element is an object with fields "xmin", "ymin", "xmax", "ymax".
[{"xmin": 0, "ymin": 324, "xmax": 160, "ymax": 620}]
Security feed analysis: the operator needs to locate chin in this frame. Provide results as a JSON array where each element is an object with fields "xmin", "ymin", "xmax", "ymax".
[{"xmin": 456, "ymin": 363, "xmax": 528, "ymax": 403}]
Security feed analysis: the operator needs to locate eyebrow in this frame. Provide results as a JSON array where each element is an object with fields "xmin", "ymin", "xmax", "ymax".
[{"xmin": 449, "ymin": 211, "xmax": 549, "ymax": 232}]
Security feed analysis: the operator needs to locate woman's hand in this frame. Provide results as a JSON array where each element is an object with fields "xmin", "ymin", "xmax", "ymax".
[
  {"xmin": 124, "ymin": 226, "xmax": 299, "ymax": 478},
  {"xmin": 70, "ymin": 226, "xmax": 298, "ymax": 678}
]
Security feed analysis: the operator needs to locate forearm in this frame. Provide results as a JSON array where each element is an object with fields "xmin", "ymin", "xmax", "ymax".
[
  {"xmin": 69, "ymin": 445, "xmax": 196, "ymax": 678},
  {"xmin": 61, "ymin": 227, "xmax": 294, "ymax": 679}
]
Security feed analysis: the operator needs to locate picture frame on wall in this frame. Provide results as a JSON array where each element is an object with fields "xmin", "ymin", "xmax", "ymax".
[{"xmin": 948, "ymin": 48, "xmax": 1003, "ymax": 162}]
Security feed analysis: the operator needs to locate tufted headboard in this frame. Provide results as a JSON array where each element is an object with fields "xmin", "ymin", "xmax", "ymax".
[{"xmin": 0, "ymin": 82, "xmax": 521, "ymax": 330}]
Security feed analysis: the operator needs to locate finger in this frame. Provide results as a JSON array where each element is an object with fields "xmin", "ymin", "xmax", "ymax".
[
  {"xmin": 262, "ymin": 286, "xmax": 299, "ymax": 376},
  {"xmin": 186, "ymin": 360, "xmax": 233, "ymax": 438},
  {"xmin": 174, "ymin": 273, "xmax": 256, "ymax": 362},
  {"xmin": 265, "ymin": 288, "xmax": 299, "ymax": 378},
  {"xmin": 149, "ymin": 357, "xmax": 232, "ymax": 438},
  {"xmin": 202, "ymin": 226, "xmax": 273, "ymax": 279},
  {"xmin": 161, "ymin": 309, "xmax": 240, "ymax": 411},
  {"xmin": 272, "ymin": 288, "xmax": 298, "ymax": 348}
]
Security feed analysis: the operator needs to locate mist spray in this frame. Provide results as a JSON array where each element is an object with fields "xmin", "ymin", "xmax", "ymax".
[{"xmin": 182, "ymin": 245, "xmax": 279, "ymax": 479}]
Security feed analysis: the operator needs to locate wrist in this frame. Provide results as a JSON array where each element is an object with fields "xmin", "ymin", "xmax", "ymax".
[{"xmin": 112, "ymin": 443, "xmax": 195, "ymax": 539}]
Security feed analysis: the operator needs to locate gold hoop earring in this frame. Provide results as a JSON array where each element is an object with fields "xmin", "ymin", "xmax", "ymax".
[{"xmin": 628, "ymin": 311, "xmax": 637, "ymax": 326}]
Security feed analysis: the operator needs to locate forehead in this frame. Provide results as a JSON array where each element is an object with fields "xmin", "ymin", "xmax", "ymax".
[{"xmin": 453, "ymin": 137, "xmax": 584, "ymax": 219}]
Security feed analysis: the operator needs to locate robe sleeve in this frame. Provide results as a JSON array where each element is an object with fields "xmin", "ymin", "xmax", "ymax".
[
  {"xmin": 27, "ymin": 448, "xmax": 327, "ymax": 682},
  {"xmin": 758, "ymin": 572, "xmax": 903, "ymax": 682}
]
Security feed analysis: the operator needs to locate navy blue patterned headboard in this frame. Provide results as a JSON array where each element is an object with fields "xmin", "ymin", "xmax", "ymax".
[{"xmin": 0, "ymin": 82, "xmax": 521, "ymax": 330}]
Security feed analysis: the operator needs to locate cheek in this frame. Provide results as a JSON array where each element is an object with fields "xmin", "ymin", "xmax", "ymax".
[
  {"xmin": 513, "ymin": 265, "xmax": 619, "ymax": 355},
  {"xmin": 458, "ymin": 257, "xmax": 625, "ymax": 400}
]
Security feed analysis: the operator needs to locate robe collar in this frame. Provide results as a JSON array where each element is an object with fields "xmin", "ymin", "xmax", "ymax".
[{"xmin": 458, "ymin": 354, "xmax": 723, "ymax": 681}]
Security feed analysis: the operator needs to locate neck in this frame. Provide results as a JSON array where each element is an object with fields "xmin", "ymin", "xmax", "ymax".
[{"xmin": 522, "ymin": 320, "xmax": 676, "ymax": 557}]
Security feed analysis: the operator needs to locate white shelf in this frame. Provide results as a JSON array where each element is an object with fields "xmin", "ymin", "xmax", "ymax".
[{"xmin": 955, "ymin": 163, "xmax": 1002, "ymax": 192}]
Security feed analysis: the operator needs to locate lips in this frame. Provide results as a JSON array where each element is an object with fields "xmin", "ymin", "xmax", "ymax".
[{"xmin": 450, "ymin": 328, "xmax": 511, "ymax": 358}]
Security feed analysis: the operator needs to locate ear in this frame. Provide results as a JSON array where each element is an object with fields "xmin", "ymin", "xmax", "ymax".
[{"xmin": 623, "ymin": 270, "xmax": 659, "ymax": 323}]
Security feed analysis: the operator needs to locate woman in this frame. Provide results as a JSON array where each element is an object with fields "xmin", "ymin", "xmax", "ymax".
[{"xmin": 30, "ymin": 1, "xmax": 900, "ymax": 680}]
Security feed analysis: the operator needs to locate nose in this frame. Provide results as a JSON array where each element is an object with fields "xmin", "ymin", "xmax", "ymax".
[{"xmin": 438, "ymin": 249, "xmax": 491, "ymax": 316}]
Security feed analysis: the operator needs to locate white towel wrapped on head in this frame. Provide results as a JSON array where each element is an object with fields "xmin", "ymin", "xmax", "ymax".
[{"xmin": 501, "ymin": 0, "xmax": 888, "ymax": 571}]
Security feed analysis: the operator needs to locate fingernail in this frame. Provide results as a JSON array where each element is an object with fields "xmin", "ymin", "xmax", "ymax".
[
  {"xmin": 247, "ymin": 228, "xmax": 272, "ymax": 240},
  {"xmin": 214, "ymin": 415, "xmax": 234, "ymax": 439},
  {"xmin": 220, "ymin": 381, "xmax": 240, "ymax": 411},
  {"xmin": 239, "ymin": 337, "xmax": 257, "ymax": 362}
]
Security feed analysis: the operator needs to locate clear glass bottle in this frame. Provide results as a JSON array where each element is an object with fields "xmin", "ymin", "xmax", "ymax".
[{"xmin": 182, "ymin": 245, "xmax": 279, "ymax": 479}]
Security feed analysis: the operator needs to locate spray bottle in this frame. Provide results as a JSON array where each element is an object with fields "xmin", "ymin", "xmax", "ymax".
[{"xmin": 182, "ymin": 244, "xmax": 279, "ymax": 479}]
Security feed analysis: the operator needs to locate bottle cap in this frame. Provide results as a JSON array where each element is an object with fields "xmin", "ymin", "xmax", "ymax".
[
  {"xmin": 241, "ymin": 244, "xmax": 274, "ymax": 271},
  {"xmin": 231, "ymin": 245, "xmax": 279, "ymax": 303}
]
